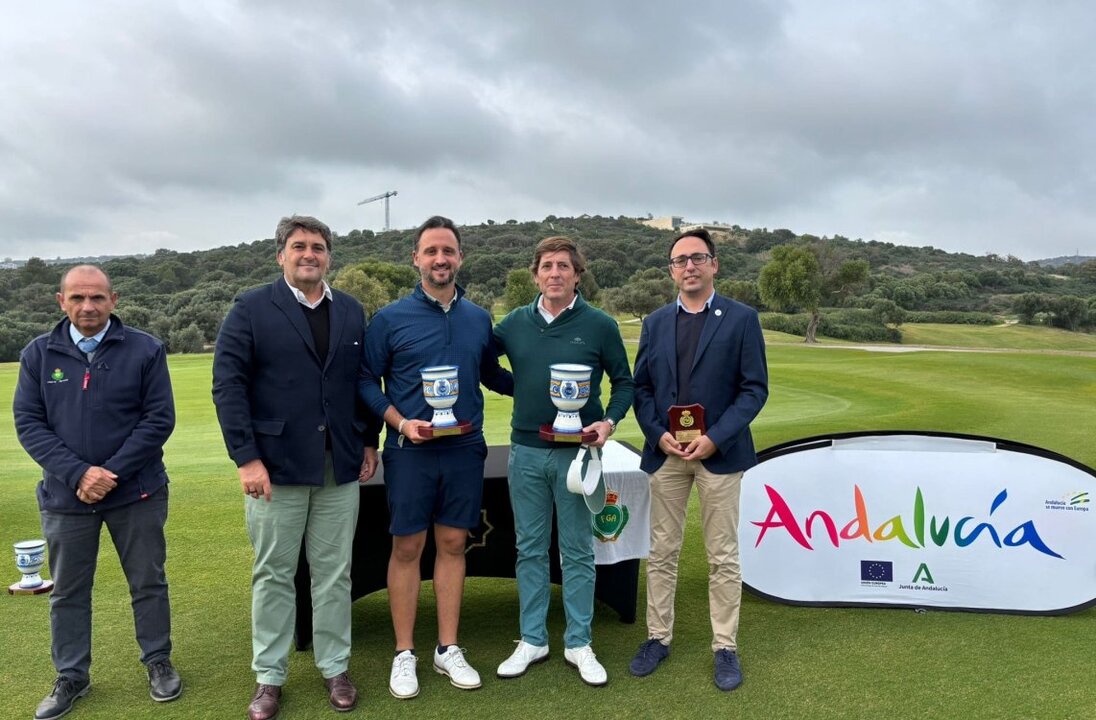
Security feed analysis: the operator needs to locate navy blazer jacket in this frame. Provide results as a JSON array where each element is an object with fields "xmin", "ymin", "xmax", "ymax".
[
  {"xmin": 632, "ymin": 294, "xmax": 768, "ymax": 475},
  {"xmin": 212, "ymin": 279, "xmax": 379, "ymax": 486}
]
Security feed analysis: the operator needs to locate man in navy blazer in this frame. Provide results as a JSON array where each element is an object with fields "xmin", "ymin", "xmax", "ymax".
[
  {"xmin": 629, "ymin": 228, "xmax": 768, "ymax": 692},
  {"xmin": 213, "ymin": 215, "xmax": 379, "ymax": 720}
]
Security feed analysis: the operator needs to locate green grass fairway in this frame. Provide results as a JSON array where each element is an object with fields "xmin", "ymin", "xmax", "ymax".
[
  {"xmin": 898, "ymin": 323, "xmax": 1096, "ymax": 352},
  {"xmin": 2, "ymin": 338, "xmax": 1094, "ymax": 720}
]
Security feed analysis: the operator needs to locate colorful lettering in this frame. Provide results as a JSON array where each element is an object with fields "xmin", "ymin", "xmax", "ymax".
[{"xmin": 751, "ymin": 484, "xmax": 1063, "ymax": 559}]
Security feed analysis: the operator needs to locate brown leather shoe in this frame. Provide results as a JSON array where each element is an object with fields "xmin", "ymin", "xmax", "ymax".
[
  {"xmin": 247, "ymin": 683, "xmax": 281, "ymax": 720},
  {"xmin": 324, "ymin": 672, "xmax": 358, "ymax": 712}
]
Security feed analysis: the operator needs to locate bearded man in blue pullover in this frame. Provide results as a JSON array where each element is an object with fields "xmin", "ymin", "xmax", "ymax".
[
  {"xmin": 360, "ymin": 215, "xmax": 513, "ymax": 700},
  {"xmin": 14, "ymin": 265, "xmax": 179, "ymax": 720}
]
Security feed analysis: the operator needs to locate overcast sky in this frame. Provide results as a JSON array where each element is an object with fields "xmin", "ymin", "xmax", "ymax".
[{"xmin": 1, "ymin": 1, "xmax": 1093, "ymax": 262}]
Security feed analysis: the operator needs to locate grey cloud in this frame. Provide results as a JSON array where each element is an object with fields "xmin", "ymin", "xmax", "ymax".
[{"xmin": 1, "ymin": 1, "xmax": 1094, "ymax": 259}]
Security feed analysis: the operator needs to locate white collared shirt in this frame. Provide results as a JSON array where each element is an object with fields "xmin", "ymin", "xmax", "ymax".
[
  {"xmin": 538, "ymin": 293, "xmax": 578, "ymax": 324},
  {"xmin": 424, "ymin": 290, "xmax": 456, "ymax": 314},
  {"xmin": 70, "ymin": 319, "xmax": 111, "ymax": 360},
  {"xmin": 676, "ymin": 290, "xmax": 715, "ymax": 314},
  {"xmin": 284, "ymin": 277, "xmax": 333, "ymax": 309}
]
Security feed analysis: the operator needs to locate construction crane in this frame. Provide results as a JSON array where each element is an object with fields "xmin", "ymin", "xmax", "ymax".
[{"xmin": 357, "ymin": 190, "xmax": 398, "ymax": 232}]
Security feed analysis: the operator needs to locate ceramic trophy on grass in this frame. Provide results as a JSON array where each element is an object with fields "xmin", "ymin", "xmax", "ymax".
[
  {"xmin": 539, "ymin": 363, "xmax": 597, "ymax": 443},
  {"xmin": 420, "ymin": 365, "xmax": 472, "ymax": 437},
  {"xmin": 9, "ymin": 539, "xmax": 52, "ymax": 595}
]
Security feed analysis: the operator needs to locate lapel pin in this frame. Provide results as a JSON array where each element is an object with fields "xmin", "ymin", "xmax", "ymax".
[{"xmin": 715, "ymin": 309, "xmax": 723, "ymax": 317}]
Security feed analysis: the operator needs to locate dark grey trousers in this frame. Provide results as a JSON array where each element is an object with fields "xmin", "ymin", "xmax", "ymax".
[{"xmin": 40, "ymin": 486, "xmax": 172, "ymax": 681}]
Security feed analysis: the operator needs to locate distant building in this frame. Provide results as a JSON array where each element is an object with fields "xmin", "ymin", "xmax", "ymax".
[
  {"xmin": 641, "ymin": 216, "xmax": 684, "ymax": 231},
  {"xmin": 639, "ymin": 216, "xmax": 737, "ymax": 236},
  {"xmin": 679, "ymin": 222, "xmax": 736, "ymax": 234}
]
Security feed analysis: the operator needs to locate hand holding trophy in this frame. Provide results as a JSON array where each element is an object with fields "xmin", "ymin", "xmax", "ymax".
[
  {"xmin": 539, "ymin": 363, "xmax": 597, "ymax": 443},
  {"xmin": 668, "ymin": 403, "xmax": 706, "ymax": 447},
  {"xmin": 420, "ymin": 365, "xmax": 473, "ymax": 438}
]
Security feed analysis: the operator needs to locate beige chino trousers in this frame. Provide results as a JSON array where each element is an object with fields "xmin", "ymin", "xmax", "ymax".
[{"xmin": 645, "ymin": 455, "xmax": 743, "ymax": 651}]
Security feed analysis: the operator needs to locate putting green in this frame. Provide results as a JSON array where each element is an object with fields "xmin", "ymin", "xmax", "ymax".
[{"xmin": 757, "ymin": 383, "xmax": 853, "ymax": 424}]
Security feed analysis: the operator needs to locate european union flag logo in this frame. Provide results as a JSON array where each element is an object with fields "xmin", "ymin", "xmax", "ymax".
[{"xmin": 861, "ymin": 560, "xmax": 893, "ymax": 582}]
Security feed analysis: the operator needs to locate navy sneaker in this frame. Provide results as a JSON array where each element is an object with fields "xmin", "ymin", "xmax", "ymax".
[
  {"xmin": 35, "ymin": 675, "xmax": 90, "ymax": 720},
  {"xmin": 629, "ymin": 639, "xmax": 670, "ymax": 677},
  {"xmin": 713, "ymin": 649, "xmax": 742, "ymax": 691}
]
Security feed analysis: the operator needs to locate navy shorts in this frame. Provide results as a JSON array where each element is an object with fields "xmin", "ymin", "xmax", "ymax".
[{"xmin": 382, "ymin": 443, "xmax": 488, "ymax": 536}]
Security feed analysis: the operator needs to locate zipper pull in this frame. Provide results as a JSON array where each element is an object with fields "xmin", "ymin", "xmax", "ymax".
[{"xmin": 83, "ymin": 369, "xmax": 90, "ymax": 390}]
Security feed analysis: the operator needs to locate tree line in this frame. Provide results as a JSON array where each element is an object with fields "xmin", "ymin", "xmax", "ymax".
[{"xmin": 1, "ymin": 215, "xmax": 1093, "ymax": 361}]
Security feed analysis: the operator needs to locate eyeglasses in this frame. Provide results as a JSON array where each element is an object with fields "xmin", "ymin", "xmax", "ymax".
[{"xmin": 669, "ymin": 253, "xmax": 714, "ymax": 268}]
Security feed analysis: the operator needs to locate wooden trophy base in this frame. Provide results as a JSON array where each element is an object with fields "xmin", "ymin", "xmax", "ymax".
[
  {"xmin": 539, "ymin": 424, "xmax": 598, "ymax": 444},
  {"xmin": 9, "ymin": 580, "xmax": 53, "ymax": 596},
  {"xmin": 420, "ymin": 420, "xmax": 474, "ymax": 439}
]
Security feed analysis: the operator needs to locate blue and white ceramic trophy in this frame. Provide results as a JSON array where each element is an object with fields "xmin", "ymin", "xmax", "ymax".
[
  {"xmin": 10, "ymin": 539, "xmax": 52, "ymax": 595},
  {"xmin": 420, "ymin": 365, "xmax": 472, "ymax": 437},
  {"xmin": 540, "ymin": 363, "xmax": 597, "ymax": 443}
]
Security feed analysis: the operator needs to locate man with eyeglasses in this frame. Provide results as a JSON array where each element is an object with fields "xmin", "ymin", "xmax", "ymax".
[{"xmin": 629, "ymin": 228, "xmax": 768, "ymax": 691}]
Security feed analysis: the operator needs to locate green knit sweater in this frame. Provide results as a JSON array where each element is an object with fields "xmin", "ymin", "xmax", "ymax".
[{"xmin": 494, "ymin": 293, "xmax": 634, "ymax": 448}]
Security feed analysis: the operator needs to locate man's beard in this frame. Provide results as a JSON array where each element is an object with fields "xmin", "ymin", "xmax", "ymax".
[{"xmin": 425, "ymin": 266, "xmax": 455, "ymax": 288}]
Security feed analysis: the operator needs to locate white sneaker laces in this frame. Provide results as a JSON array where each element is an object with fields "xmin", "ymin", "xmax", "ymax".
[{"xmin": 394, "ymin": 654, "xmax": 416, "ymax": 678}]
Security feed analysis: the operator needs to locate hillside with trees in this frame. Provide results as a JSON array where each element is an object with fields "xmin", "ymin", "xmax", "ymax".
[{"xmin": 0, "ymin": 215, "xmax": 1093, "ymax": 361}]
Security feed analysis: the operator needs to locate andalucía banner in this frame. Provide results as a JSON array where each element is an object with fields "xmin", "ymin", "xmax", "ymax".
[{"xmin": 740, "ymin": 432, "xmax": 1096, "ymax": 615}]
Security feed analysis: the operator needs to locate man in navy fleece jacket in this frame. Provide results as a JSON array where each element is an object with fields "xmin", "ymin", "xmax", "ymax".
[{"xmin": 14, "ymin": 265, "xmax": 180, "ymax": 719}]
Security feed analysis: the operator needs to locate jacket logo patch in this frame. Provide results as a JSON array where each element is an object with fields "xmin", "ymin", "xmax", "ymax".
[
  {"xmin": 47, "ymin": 368, "xmax": 69, "ymax": 384},
  {"xmin": 570, "ymin": 336, "xmax": 585, "ymax": 345}
]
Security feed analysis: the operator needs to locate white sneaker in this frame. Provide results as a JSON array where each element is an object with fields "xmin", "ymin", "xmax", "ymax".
[
  {"xmin": 496, "ymin": 640, "xmax": 550, "ymax": 678},
  {"xmin": 564, "ymin": 645, "xmax": 607, "ymax": 687},
  {"xmin": 389, "ymin": 650, "xmax": 419, "ymax": 699},
  {"xmin": 433, "ymin": 646, "xmax": 482, "ymax": 689}
]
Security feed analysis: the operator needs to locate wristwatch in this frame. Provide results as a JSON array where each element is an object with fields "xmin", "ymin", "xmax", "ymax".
[{"xmin": 602, "ymin": 417, "xmax": 617, "ymax": 435}]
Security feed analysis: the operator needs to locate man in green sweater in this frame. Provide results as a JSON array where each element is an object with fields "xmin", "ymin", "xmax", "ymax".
[{"xmin": 493, "ymin": 236, "xmax": 634, "ymax": 687}]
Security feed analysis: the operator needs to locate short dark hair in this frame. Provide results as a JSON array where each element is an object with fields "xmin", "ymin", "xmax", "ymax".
[
  {"xmin": 669, "ymin": 228, "xmax": 716, "ymax": 258},
  {"xmin": 275, "ymin": 215, "xmax": 333, "ymax": 252},
  {"xmin": 529, "ymin": 236, "xmax": 587, "ymax": 278},
  {"xmin": 414, "ymin": 215, "xmax": 462, "ymax": 250}
]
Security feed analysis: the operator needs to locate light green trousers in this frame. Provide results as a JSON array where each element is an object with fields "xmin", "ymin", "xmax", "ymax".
[{"xmin": 245, "ymin": 459, "xmax": 359, "ymax": 685}]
